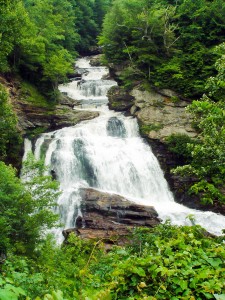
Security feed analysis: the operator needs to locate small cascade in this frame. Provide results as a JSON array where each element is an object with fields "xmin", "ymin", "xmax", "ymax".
[{"xmin": 23, "ymin": 56, "xmax": 225, "ymax": 242}]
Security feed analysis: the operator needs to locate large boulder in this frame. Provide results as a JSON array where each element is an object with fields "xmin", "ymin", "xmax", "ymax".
[
  {"xmin": 107, "ymin": 86, "xmax": 134, "ymax": 112},
  {"xmin": 63, "ymin": 188, "xmax": 161, "ymax": 241}
]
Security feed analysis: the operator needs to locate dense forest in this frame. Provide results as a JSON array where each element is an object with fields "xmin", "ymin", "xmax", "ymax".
[{"xmin": 1, "ymin": 0, "xmax": 225, "ymax": 299}]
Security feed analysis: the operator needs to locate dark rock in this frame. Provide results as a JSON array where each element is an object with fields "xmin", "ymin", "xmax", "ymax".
[
  {"xmin": 63, "ymin": 188, "xmax": 161, "ymax": 241},
  {"xmin": 108, "ymin": 62, "xmax": 129, "ymax": 83},
  {"xmin": 107, "ymin": 86, "xmax": 134, "ymax": 112}
]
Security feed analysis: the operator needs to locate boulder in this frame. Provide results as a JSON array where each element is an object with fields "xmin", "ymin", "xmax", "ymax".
[
  {"xmin": 63, "ymin": 188, "xmax": 161, "ymax": 241},
  {"xmin": 107, "ymin": 86, "xmax": 134, "ymax": 112},
  {"xmin": 89, "ymin": 54, "xmax": 104, "ymax": 66}
]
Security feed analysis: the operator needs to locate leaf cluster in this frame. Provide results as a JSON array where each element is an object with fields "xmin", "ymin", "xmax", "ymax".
[{"xmin": 1, "ymin": 224, "xmax": 225, "ymax": 299}]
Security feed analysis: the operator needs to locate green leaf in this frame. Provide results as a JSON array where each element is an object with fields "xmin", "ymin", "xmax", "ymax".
[
  {"xmin": 214, "ymin": 295, "xmax": 225, "ymax": 300},
  {"xmin": 0, "ymin": 289, "xmax": 18, "ymax": 300},
  {"xmin": 132, "ymin": 267, "xmax": 146, "ymax": 277},
  {"xmin": 207, "ymin": 258, "xmax": 222, "ymax": 268},
  {"xmin": 52, "ymin": 290, "xmax": 64, "ymax": 300}
]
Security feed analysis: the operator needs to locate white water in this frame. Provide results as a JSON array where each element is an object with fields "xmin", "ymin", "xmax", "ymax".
[{"xmin": 24, "ymin": 57, "xmax": 225, "ymax": 242}]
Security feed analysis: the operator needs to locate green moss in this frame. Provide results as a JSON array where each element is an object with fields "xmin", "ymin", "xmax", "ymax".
[
  {"xmin": 139, "ymin": 123, "xmax": 163, "ymax": 136},
  {"xmin": 111, "ymin": 101, "xmax": 123, "ymax": 109},
  {"xmin": 152, "ymin": 100, "xmax": 165, "ymax": 108},
  {"xmin": 20, "ymin": 81, "xmax": 54, "ymax": 109},
  {"xmin": 140, "ymin": 81, "xmax": 152, "ymax": 92},
  {"xmin": 170, "ymin": 95, "xmax": 180, "ymax": 103}
]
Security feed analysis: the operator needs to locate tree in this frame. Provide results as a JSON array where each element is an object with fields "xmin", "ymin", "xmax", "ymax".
[
  {"xmin": 173, "ymin": 45, "xmax": 225, "ymax": 204},
  {"xmin": 73, "ymin": 0, "xmax": 99, "ymax": 53},
  {"xmin": 43, "ymin": 48, "xmax": 73, "ymax": 92},
  {"xmin": 0, "ymin": 155, "xmax": 59, "ymax": 255},
  {"xmin": 0, "ymin": 0, "xmax": 29, "ymax": 72},
  {"xmin": 100, "ymin": 0, "xmax": 225, "ymax": 97},
  {"xmin": 0, "ymin": 84, "xmax": 21, "ymax": 165}
]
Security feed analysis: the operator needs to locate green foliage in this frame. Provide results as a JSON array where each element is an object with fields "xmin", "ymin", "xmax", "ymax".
[
  {"xmin": 0, "ymin": 84, "xmax": 22, "ymax": 165},
  {"xmin": 20, "ymin": 81, "xmax": 52, "ymax": 108},
  {"xmin": 206, "ymin": 43, "xmax": 225, "ymax": 102},
  {"xmin": 166, "ymin": 133, "xmax": 196, "ymax": 160},
  {"xmin": 173, "ymin": 98, "xmax": 225, "ymax": 204},
  {"xmin": 0, "ymin": 155, "xmax": 59, "ymax": 255},
  {"xmin": 1, "ymin": 0, "xmax": 107, "ymax": 98},
  {"xmin": 2, "ymin": 224, "xmax": 225, "ymax": 299},
  {"xmin": 139, "ymin": 123, "xmax": 164, "ymax": 136},
  {"xmin": 172, "ymin": 46, "xmax": 225, "ymax": 204},
  {"xmin": 100, "ymin": 0, "xmax": 225, "ymax": 98},
  {"xmin": 43, "ymin": 48, "xmax": 73, "ymax": 91}
]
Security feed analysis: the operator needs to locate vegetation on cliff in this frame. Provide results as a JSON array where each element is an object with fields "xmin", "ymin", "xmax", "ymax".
[
  {"xmin": 99, "ymin": 0, "xmax": 225, "ymax": 98},
  {"xmin": 172, "ymin": 43, "xmax": 225, "ymax": 205},
  {"xmin": 100, "ymin": 0, "xmax": 225, "ymax": 206}
]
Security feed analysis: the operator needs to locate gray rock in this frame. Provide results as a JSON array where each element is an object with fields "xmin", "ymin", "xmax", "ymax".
[
  {"xmin": 107, "ymin": 86, "xmax": 134, "ymax": 112},
  {"xmin": 89, "ymin": 54, "xmax": 104, "ymax": 66},
  {"xmin": 130, "ymin": 87, "xmax": 196, "ymax": 142},
  {"xmin": 15, "ymin": 99, "xmax": 99, "ymax": 135}
]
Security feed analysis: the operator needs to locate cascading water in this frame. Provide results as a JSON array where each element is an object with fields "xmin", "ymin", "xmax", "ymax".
[{"xmin": 23, "ymin": 57, "xmax": 225, "ymax": 242}]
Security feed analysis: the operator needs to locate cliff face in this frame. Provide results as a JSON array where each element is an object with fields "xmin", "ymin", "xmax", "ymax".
[
  {"xmin": 1, "ymin": 75, "xmax": 98, "ymax": 136},
  {"xmin": 15, "ymin": 97, "xmax": 99, "ymax": 136},
  {"xmin": 108, "ymin": 85, "xmax": 196, "ymax": 141},
  {"xmin": 0, "ymin": 74, "xmax": 99, "ymax": 170},
  {"xmin": 130, "ymin": 88, "xmax": 196, "ymax": 141}
]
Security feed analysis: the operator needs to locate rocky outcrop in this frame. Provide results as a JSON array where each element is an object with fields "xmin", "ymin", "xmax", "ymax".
[
  {"xmin": 15, "ymin": 98, "xmax": 99, "ymax": 135},
  {"xmin": 63, "ymin": 188, "xmax": 160, "ymax": 242},
  {"xmin": 89, "ymin": 54, "xmax": 104, "ymax": 66},
  {"xmin": 108, "ymin": 86, "xmax": 134, "ymax": 112},
  {"xmin": 3, "ymin": 76, "xmax": 99, "ymax": 135},
  {"xmin": 107, "ymin": 85, "xmax": 196, "ymax": 142},
  {"xmin": 130, "ymin": 87, "xmax": 196, "ymax": 142}
]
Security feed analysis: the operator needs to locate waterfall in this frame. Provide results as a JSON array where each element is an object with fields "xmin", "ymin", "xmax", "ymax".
[{"xmin": 23, "ymin": 57, "xmax": 225, "ymax": 242}]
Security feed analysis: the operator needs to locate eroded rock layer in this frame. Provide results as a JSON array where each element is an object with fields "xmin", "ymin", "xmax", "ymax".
[{"xmin": 63, "ymin": 188, "xmax": 160, "ymax": 241}]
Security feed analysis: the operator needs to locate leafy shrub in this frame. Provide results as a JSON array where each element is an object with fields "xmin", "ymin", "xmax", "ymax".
[
  {"xmin": 2, "ymin": 224, "xmax": 225, "ymax": 299},
  {"xmin": 166, "ymin": 133, "xmax": 195, "ymax": 160}
]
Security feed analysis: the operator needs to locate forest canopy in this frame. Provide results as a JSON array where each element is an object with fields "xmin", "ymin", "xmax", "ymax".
[
  {"xmin": 0, "ymin": 0, "xmax": 111, "ymax": 96},
  {"xmin": 99, "ymin": 0, "xmax": 225, "ymax": 97}
]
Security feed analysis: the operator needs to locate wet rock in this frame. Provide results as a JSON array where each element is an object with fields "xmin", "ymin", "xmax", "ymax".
[
  {"xmin": 63, "ymin": 188, "xmax": 161, "ymax": 241},
  {"xmin": 107, "ymin": 86, "xmax": 134, "ymax": 112},
  {"xmin": 89, "ymin": 54, "xmax": 104, "ymax": 66}
]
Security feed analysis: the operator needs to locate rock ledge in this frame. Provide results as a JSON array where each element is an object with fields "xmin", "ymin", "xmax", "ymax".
[{"xmin": 63, "ymin": 188, "xmax": 160, "ymax": 241}]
